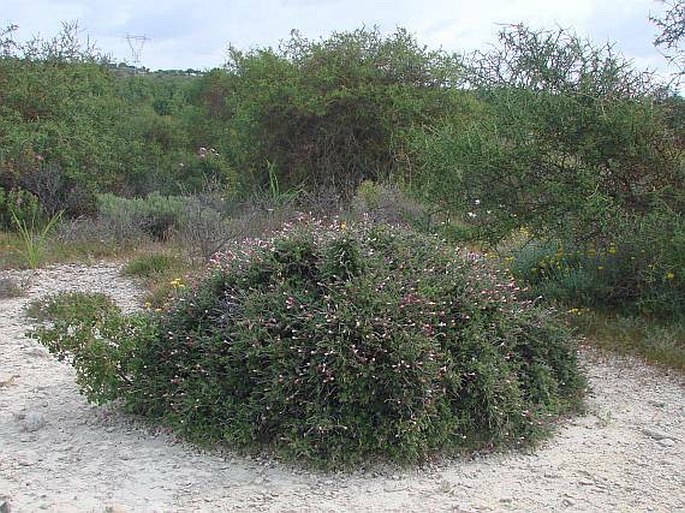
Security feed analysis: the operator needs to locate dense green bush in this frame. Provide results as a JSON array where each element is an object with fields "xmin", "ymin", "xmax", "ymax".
[
  {"xmin": 0, "ymin": 23, "xmax": 210, "ymax": 213},
  {"xmin": 31, "ymin": 222, "xmax": 585, "ymax": 468},
  {"xmin": 0, "ymin": 31, "xmax": 131, "ymax": 196},
  {"xmin": 190, "ymin": 27, "xmax": 468, "ymax": 199},
  {"xmin": 27, "ymin": 290, "xmax": 117, "ymax": 323},
  {"xmin": 411, "ymin": 25, "xmax": 681, "ymax": 234}
]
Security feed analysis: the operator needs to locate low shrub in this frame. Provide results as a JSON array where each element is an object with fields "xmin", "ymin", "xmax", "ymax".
[
  {"xmin": 30, "ymin": 222, "xmax": 585, "ymax": 468},
  {"xmin": 27, "ymin": 291, "xmax": 154, "ymax": 403},
  {"xmin": 49, "ymin": 216, "xmax": 123, "ymax": 260},
  {"xmin": 26, "ymin": 291, "xmax": 118, "ymax": 323},
  {"xmin": 173, "ymin": 193, "xmax": 233, "ymax": 262},
  {"xmin": 509, "ymin": 240, "xmax": 617, "ymax": 307},
  {"xmin": 138, "ymin": 193, "xmax": 188, "ymax": 241},
  {"xmin": 97, "ymin": 192, "xmax": 189, "ymax": 243},
  {"xmin": 95, "ymin": 193, "xmax": 148, "ymax": 244}
]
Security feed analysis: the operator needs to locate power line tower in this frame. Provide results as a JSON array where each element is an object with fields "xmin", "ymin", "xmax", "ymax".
[{"xmin": 125, "ymin": 34, "xmax": 148, "ymax": 65}]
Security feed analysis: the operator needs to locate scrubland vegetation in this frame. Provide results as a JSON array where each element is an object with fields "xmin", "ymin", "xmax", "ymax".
[{"xmin": 3, "ymin": 6, "xmax": 684, "ymax": 466}]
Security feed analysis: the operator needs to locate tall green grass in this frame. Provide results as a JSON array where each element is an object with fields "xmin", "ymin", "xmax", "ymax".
[{"xmin": 12, "ymin": 210, "xmax": 63, "ymax": 269}]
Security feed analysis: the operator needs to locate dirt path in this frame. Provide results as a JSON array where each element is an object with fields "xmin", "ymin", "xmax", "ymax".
[{"xmin": 1, "ymin": 263, "xmax": 683, "ymax": 513}]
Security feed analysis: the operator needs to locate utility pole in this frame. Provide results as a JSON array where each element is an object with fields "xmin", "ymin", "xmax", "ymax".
[{"xmin": 125, "ymin": 34, "xmax": 148, "ymax": 66}]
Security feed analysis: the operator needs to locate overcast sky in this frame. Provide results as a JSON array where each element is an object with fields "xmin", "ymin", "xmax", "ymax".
[{"xmin": 1, "ymin": 0, "xmax": 678, "ymax": 81}]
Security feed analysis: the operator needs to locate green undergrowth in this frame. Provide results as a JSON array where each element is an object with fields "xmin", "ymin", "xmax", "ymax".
[
  {"xmin": 28, "ymin": 221, "xmax": 585, "ymax": 469},
  {"xmin": 27, "ymin": 291, "xmax": 150, "ymax": 403},
  {"xmin": 505, "ymin": 235, "xmax": 685, "ymax": 370},
  {"xmin": 122, "ymin": 252, "xmax": 192, "ymax": 308},
  {"xmin": 568, "ymin": 310, "xmax": 685, "ymax": 371},
  {"xmin": 1, "ymin": 226, "xmax": 130, "ymax": 270}
]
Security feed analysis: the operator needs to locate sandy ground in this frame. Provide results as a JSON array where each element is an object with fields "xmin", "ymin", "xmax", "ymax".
[{"xmin": 0, "ymin": 262, "xmax": 683, "ymax": 513}]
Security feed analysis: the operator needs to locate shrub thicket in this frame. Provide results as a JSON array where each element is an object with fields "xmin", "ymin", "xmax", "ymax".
[
  {"xmin": 31, "ymin": 222, "xmax": 585, "ymax": 467},
  {"xmin": 0, "ymin": 23, "xmax": 218, "ymax": 220},
  {"xmin": 194, "ymin": 27, "xmax": 469, "ymax": 198},
  {"xmin": 5, "ymin": 19, "xmax": 682, "ymax": 334},
  {"xmin": 409, "ymin": 25, "xmax": 684, "ymax": 319}
]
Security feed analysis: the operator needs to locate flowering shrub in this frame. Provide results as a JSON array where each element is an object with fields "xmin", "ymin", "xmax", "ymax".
[{"xmin": 30, "ymin": 221, "xmax": 584, "ymax": 467}]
